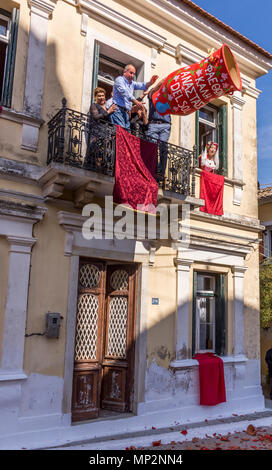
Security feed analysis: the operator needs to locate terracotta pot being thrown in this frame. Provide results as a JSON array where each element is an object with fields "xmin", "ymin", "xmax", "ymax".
[{"xmin": 152, "ymin": 44, "xmax": 242, "ymax": 116}]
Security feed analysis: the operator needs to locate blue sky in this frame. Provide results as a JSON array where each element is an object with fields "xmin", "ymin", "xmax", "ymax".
[{"xmin": 190, "ymin": 0, "xmax": 272, "ymax": 185}]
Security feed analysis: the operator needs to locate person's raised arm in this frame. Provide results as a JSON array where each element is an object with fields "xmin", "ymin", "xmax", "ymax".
[{"xmin": 145, "ymin": 75, "xmax": 159, "ymax": 90}]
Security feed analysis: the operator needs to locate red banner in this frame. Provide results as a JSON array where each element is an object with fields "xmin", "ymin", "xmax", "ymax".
[
  {"xmin": 113, "ymin": 126, "xmax": 158, "ymax": 212},
  {"xmin": 200, "ymin": 170, "xmax": 224, "ymax": 216},
  {"xmin": 194, "ymin": 353, "xmax": 226, "ymax": 406}
]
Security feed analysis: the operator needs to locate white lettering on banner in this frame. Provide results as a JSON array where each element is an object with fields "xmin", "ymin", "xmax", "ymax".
[
  {"xmin": 208, "ymin": 76, "xmax": 218, "ymax": 86},
  {"xmin": 178, "ymin": 101, "xmax": 191, "ymax": 113},
  {"xmin": 173, "ymin": 90, "xmax": 183, "ymax": 99},
  {"xmin": 191, "ymin": 97, "xmax": 205, "ymax": 110},
  {"xmin": 212, "ymin": 83, "xmax": 223, "ymax": 94},
  {"xmin": 202, "ymin": 89, "xmax": 212, "ymax": 99},
  {"xmin": 196, "ymin": 76, "xmax": 205, "ymax": 86},
  {"xmin": 170, "ymin": 82, "xmax": 180, "ymax": 92}
]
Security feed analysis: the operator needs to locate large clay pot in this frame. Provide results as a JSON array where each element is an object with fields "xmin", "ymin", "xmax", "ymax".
[{"xmin": 152, "ymin": 44, "xmax": 242, "ymax": 116}]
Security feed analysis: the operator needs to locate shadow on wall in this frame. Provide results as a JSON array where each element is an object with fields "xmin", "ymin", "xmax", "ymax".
[{"xmin": 63, "ymin": 256, "xmax": 263, "ymax": 423}]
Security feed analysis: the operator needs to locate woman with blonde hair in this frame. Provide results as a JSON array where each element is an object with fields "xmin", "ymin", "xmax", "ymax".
[
  {"xmin": 90, "ymin": 87, "xmax": 117, "ymax": 124},
  {"xmin": 86, "ymin": 87, "xmax": 116, "ymax": 169}
]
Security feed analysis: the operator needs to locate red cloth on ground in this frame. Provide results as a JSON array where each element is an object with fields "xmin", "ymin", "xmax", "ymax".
[
  {"xmin": 193, "ymin": 353, "xmax": 226, "ymax": 406},
  {"xmin": 113, "ymin": 126, "xmax": 158, "ymax": 213},
  {"xmin": 199, "ymin": 170, "xmax": 224, "ymax": 216}
]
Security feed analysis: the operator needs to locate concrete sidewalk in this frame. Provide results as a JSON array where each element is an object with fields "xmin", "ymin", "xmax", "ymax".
[
  {"xmin": 46, "ymin": 408, "xmax": 272, "ymax": 450},
  {"xmin": 1, "ymin": 400, "xmax": 272, "ymax": 450}
]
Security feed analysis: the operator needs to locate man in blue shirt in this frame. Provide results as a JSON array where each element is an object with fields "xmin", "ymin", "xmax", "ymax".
[
  {"xmin": 111, "ymin": 64, "xmax": 158, "ymax": 130},
  {"xmin": 146, "ymin": 85, "xmax": 171, "ymax": 180}
]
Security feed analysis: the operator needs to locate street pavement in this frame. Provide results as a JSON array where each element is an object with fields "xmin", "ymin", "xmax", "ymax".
[{"xmin": 48, "ymin": 409, "xmax": 272, "ymax": 450}]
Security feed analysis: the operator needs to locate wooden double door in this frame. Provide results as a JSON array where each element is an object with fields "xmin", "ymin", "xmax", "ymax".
[{"xmin": 72, "ymin": 259, "xmax": 137, "ymax": 422}]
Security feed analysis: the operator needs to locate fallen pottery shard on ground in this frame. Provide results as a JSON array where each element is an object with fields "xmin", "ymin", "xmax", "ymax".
[{"xmin": 137, "ymin": 424, "xmax": 272, "ymax": 451}]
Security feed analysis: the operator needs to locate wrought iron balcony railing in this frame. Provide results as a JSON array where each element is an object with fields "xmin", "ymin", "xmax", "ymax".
[{"xmin": 47, "ymin": 98, "xmax": 197, "ymax": 197}]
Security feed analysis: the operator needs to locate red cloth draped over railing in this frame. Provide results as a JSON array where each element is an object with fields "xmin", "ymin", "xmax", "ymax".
[
  {"xmin": 113, "ymin": 126, "xmax": 158, "ymax": 213},
  {"xmin": 200, "ymin": 170, "xmax": 224, "ymax": 216},
  {"xmin": 194, "ymin": 353, "xmax": 226, "ymax": 406}
]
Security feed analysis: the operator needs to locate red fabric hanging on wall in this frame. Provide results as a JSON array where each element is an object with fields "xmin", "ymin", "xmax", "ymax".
[
  {"xmin": 194, "ymin": 353, "xmax": 226, "ymax": 406},
  {"xmin": 199, "ymin": 170, "xmax": 224, "ymax": 216},
  {"xmin": 113, "ymin": 126, "xmax": 158, "ymax": 213}
]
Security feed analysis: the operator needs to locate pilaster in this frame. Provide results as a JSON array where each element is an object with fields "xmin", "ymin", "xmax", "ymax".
[{"xmin": 22, "ymin": 0, "xmax": 56, "ymax": 151}]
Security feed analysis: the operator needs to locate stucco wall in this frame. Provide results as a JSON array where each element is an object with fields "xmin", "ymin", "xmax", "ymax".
[
  {"xmin": 0, "ymin": 236, "xmax": 9, "ymax": 365},
  {"xmin": 23, "ymin": 204, "xmax": 71, "ymax": 377}
]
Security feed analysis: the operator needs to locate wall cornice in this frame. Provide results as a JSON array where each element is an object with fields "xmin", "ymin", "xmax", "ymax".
[
  {"xmin": 28, "ymin": 0, "xmax": 56, "ymax": 18},
  {"xmin": 116, "ymin": 0, "xmax": 272, "ymax": 77},
  {"xmin": 77, "ymin": 0, "xmax": 167, "ymax": 48}
]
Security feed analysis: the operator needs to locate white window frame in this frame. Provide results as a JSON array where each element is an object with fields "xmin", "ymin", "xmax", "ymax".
[
  {"xmin": 199, "ymin": 104, "xmax": 217, "ymax": 151},
  {"xmin": 0, "ymin": 13, "xmax": 11, "ymax": 44}
]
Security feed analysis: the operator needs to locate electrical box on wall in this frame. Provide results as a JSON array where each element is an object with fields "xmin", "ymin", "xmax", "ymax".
[{"xmin": 45, "ymin": 313, "xmax": 63, "ymax": 338}]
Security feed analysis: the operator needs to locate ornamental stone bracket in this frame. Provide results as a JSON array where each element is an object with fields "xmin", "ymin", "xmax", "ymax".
[{"xmin": 38, "ymin": 163, "xmax": 104, "ymax": 206}]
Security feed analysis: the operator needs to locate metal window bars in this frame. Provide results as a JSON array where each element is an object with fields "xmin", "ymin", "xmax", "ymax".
[{"xmin": 47, "ymin": 98, "xmax": 197, "ymax": 197}]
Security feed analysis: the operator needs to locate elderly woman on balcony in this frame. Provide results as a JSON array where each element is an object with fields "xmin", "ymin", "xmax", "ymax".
[
  {"xmin": 85, "ymin": 87, "xmax": 117, "ymax": 169},
  {"xmin": 89, "ymin": 87, "xmax": 117, "ymax": 129}
]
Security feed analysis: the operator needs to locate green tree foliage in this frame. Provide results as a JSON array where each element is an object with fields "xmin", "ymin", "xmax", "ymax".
[{"xmin": 260, "ymin": 260, "xmax": 272, "ymax": 328}]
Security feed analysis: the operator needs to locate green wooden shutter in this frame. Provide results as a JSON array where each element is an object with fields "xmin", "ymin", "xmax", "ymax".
[
  {"xmin": 91, "ymin": 41, "xmax": 100, "ymax": 103},
  {"xmin": 195, "ymin": 110, "xmax": 199, "ymax": 167},
  {"xmin": 1, "ymin": 7, "xmax": 19, "ymax": 107},
  {"xmin": 215, "ymin": 274, "xmax": 226, "ymax": 356},
  {"xmin": 217, "ymin": 105, "xmax": 227, "ymax": 176},
  {"xmin": 192, "ymin": 271, "xmax": 198, "ymax": 357}
]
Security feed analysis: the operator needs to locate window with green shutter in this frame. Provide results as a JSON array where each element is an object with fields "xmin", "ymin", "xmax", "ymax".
[
  {"xmin": 91, "ymin": 41, "xmax": 128, "ymax": 104},
  {"xmin": 195, "ymin": 104, "xmax": 227, "ymax": 175},
  {"xmin": 192, "ymin": 272, "xmax": 226, "ymax": 357},
  {"xmin": 0, "ymin": 7, "xmax": 19, "ymax": 108}
]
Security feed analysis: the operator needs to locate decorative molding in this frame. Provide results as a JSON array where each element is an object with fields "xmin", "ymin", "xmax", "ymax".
[
  {"xmin": 0, "ymin": 107, "xmax": 44, "ymax": 127},
  {"xmin": 195, "ymin": 169, "xmax": 245, "ymax": 189},
  {"xmin": 231, "ymin": 91, "xmax": 246, "ymax": 110},
  {"xmin": 134, "ymin": 0, "xmax": 272, "ymax": 76},
  {"xmin": 28, "ymin": 0, "xmax": 56, "ymax": 18},
  {"xmin": 151, "ymin": 47, "xmax": 158, "ymax": 69},
  {"xmin": 232, "ymin": 265, "xmax": 248, "ymax": 278},
  {"xmin": 80, "ymin": 11, "xmax": 88, "ymax": 36},
  {"xmin": 173, "ymin": 256, "xmax": 194, "ymax": 271},
  {"xmin": 7, "ymin": 236, "xmax": 37, "ymax": 254},
  {"xmin": 77, "ymin": 0, "xmax": 167, "ymax": 48},
  {"xmin": 174, "ymin": 43, "xmax": 203, "ymax": 64},
  {"xmin": 170, "ymin": 355, "xmax": 248, "ymax": 370},
  {"xmin": 191, "ymin": 207, "xmax": 261, "ymax": 233},
  {"xmin": 148, "ymin": 242, "xmax": 157, "ymax": 266},
  {"xmin": 0, "ymin": 188, "xmax": 44, "ymax": 205},
  {"xmin": 0, "ymin": 370, "xmax": 28, "ymax": 382},
  {"xmin": 0, "ymin": 199, "xmax": 47, "ymax": 228},
  {"xmin": 242, "ymin": 78, "xmax": 262, "ymax": 99}
]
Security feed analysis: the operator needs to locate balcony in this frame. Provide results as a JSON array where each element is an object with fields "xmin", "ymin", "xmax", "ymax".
[{"xmin": 40, "ymin": 98, "xmax": 202, "ymax": 208}]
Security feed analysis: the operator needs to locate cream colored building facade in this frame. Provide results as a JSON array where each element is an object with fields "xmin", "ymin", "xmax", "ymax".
[{"xmin": 0, "ymin": 0, "xmax": 271, "ymax": 448}]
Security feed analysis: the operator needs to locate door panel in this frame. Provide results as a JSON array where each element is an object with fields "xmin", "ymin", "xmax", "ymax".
[
  {"xmin": 72, "ymin": 260, "xmax": 105, "ymax": 422},
  {"xmin": 72, "ymin": 366, "xmax": 101, "ymax": 421},
  {"xmin": 72, "ymin": 261, "xmax": 136, "ymax": 421},
  {"xmin": 101, "ymin": 365, "xmax": 127, "ymax": 411},
  {"xmin": 101, "ymin": 265, "xmax": 136, "ymax": 413}
]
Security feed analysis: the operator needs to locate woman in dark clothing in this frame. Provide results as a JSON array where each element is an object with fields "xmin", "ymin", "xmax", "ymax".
[
  {"xmin": 86, "ymin": 87, "xmax": 116, "ymax": 169},
  {"xmin": 90, "ymin": 87, "xmax": 117, "ymax": 126},
  {"xmin": 130, "ymin": 103, "xmax": 149, "ymax": 138}
]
